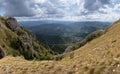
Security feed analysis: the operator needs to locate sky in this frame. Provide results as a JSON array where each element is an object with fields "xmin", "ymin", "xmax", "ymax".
[{"xmin": 0, "ymin": 0, "xmax": 120, "ymax": 21}]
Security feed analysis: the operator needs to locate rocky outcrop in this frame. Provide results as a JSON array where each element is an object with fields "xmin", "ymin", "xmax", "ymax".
[
  {"xmin": 6, "ymin": 17, "xmax": 19, "ymax": 32},
  {"xmin": 0, "ymin": 47, "xmax": 5, "ymax": 59},
  {"xmin": 5, "ymin": 17, "xmax": 36, "ymax": 59},
  {"xmin": 64, "ymin": 46, "xmax": 73, "ymax": 53}
]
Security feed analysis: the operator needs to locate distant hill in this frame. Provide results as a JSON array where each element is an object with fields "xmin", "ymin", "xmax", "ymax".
[
  {"xmin": 0, "ymin": 16, "xmax": 53, "ymax": 60},
  {"xmin": 19, "ymin": 21, "xmax": 111, "ymax": 53}
]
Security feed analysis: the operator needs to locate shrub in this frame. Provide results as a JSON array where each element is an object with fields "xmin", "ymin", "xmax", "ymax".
[
  {"xmin": 23, "ymin": 49, "xmax": 34, "ymax": 60},
  {"xmin": 10, "ymin": 37, "xmax": 22, "ymax": 50},
  {"xmin": 12, "ymin": 50, "xmax": 21, "ymax": 57},
  {"xmin": 40, "ymin": 49, "xmax": 54, "ymax": 60}
]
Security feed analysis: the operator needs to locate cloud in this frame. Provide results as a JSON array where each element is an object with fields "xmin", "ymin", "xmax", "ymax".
[
  {"xmin": 83, "ymin": 0, "xmax": 111, "ymax": 14},
  {"xmin": 36, "ymin": 0, "xmax": 63, "ymax": 15},
  {"xmin": 0, "ymin": 0, "xmax": 120, "ymax": 21},
  {"xmin": 1, "ymin": 0, "xmax": 36, "ymax": 17}
]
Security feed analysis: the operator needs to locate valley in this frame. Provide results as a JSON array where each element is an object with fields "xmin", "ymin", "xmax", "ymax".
[{"xmin": 19, "ymin": 21, "xmax": 111, "ymax": 53}]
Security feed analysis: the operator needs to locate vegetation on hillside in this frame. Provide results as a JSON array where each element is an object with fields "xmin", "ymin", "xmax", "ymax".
[
  {"xmin": 64, "ymin": 30, "xmax": 105, "ymax": 53},
  {"xmin": 0, "ymin": 16, "xmax": 53, "ymax": 60}
]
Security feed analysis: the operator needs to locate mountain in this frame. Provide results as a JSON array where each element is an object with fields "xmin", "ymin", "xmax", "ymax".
[
  {"xmin": 19, "ymin": 21, "xmax": 111, "ymax": 53},
  {"xmin": 0, "ymin": 16, "xmax": 53, "ymax": 60},
  {"xmin": 0, "ymin": 20, "xmax": 119, "ymax": 74}
]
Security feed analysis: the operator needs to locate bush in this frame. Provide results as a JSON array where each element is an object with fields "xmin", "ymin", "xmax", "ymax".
[
  {"xmin": 23, "ymin": 49, "xmax": 34, "ymax": 60},
  {"xmin": 12, "ymin": 50, "xmax": 21, "ymax": 57},
  {"xmin": 10, "ymin": 37, "xmax": 22, "ymax": 50}
]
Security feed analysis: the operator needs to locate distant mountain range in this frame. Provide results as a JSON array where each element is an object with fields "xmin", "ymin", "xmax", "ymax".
[
  {"xmin": 19, "ymin": 21, "xmax": 112, "ymax": 53},
  {"xmin": 19, "ymin": 20, "xmax": 112, "ymax": 27}
]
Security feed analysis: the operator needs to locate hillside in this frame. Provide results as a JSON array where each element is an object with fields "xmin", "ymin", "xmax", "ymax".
[
  {"xmin": 0, "ymin": 20, "xmax": 120, "ymax": 74},
  {"xmin": 0, "ymin": 16, "xmax": 53, "ymax": 60}
]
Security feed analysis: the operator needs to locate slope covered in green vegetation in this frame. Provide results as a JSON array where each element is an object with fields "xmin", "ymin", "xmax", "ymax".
[{"xmin": 0, "ymin": 16, "xmax": 53, "ymax": 60}]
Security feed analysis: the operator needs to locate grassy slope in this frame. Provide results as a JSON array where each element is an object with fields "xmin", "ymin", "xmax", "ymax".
[{"xmin": 0, "ymin": 20, "xmax": 120, "ymax": 74}]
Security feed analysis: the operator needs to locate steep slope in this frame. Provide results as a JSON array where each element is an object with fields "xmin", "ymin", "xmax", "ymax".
[
  {"xmin": 0, "ymin": 16, "xmax": 53, "ymax": 60},
  {"xmin": 0, "ymin": 20, "xmax": 120, "ymax": 74}
]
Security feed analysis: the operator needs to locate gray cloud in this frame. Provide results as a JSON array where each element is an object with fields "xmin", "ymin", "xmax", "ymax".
[
  {"xmin": 37, "ymin": 2, "xmax": 58, "ymax": 14},
  {"xmin": 35, "ymin": 0, "xmax": 65, "ymax": 18},
  {"xmin": 0, "ymin": 0, "xmax": 111, "ymax": 17},
  {"xmin": 83, "ymin": 0, "xmax": 110, "ymax": 13},
  {"xmin": 0, "ymin": 0, "xmax": 65, "ymax": 18},
  {"xmin": 1, "ymin": 0, "xmax": 36, "ymax": 17}
]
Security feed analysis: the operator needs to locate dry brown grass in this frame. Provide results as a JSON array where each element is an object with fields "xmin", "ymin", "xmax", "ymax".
[{"xmin": 0, "ymin": 20, "xmax": 120, "ymax": 74}]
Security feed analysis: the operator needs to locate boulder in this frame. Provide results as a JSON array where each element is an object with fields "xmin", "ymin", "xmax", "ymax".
[
  {"xmin": 0, "ymin": 47, "xmax": 5, "ymax": 59},
  {"xmin": 6, "ymin": 17, "xmax": 18, "ymax": 31}
]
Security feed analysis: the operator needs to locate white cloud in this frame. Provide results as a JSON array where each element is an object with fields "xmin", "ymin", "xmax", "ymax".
[{"xmin": 0, "ymin": 0, "xmax": 120, "ymax": 21}]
